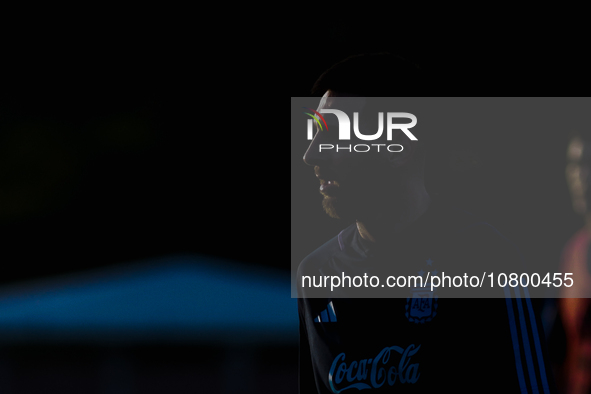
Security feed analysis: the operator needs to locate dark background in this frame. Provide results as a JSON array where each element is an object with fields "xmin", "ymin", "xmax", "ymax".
[
  {"xmin": 0, "ymin": 39, "xmax": 203, "ymax": 284},
  {"xmin": 0, "ymin": 28, "xmax": 302, "ymax": 394}
]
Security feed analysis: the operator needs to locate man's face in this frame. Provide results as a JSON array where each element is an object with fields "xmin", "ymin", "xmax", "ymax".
[
  {"xmin": 566, "ymin": 136, "xmax": 591, "ymax": 216},
  {"xmin": 303, "ymin": 91, "xmax": 412, "ymax": 221}
]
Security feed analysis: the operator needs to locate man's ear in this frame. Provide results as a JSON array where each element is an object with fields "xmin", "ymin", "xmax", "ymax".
[{"xmin": 387, "ymin": 132, "xmax": 419, "ymax": 168}]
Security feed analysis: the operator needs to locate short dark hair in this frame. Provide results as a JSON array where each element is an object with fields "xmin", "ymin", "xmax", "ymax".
[
  {"xmin": 312, "ymin": 53, "xmax": 429, "ymax": 173},
  {"xmin": 311, "ymin": 52, "xmax": 422, "ymax": 97}
]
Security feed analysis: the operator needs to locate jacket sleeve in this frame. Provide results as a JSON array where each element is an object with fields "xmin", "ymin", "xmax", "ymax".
[{"xmin": 502, "ymin": 285, "xmax": 558, "ymax": 393}]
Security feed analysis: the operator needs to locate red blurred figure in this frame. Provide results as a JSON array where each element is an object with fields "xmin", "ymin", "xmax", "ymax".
[{"xmin": 557, "ymin": 134, "xmax": 591, "ymax": 393}]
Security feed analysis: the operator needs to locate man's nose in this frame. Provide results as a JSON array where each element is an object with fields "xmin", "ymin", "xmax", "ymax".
[{"xmin": 303, "ymin": 135, "xmax": 328, "ymax": 167}]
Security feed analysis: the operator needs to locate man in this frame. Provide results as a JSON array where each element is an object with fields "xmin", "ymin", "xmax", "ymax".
[
  {"xmin": 548, "ymin": 130, "xmax": 591, "ymax": 393},
  {"xmin": 296, "ymin": 53, "xmax": 555, "ymax": 393}
]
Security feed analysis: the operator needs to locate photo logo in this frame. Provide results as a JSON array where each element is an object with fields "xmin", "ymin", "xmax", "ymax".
[{"xmin": 305, "ymin": 109, "xmax": 418, "ymax": 153}]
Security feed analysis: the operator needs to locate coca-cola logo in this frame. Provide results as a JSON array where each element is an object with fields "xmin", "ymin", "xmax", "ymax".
[{"xmin": 328, "ymin": 344, "xmax": 421, "ymax": 392}]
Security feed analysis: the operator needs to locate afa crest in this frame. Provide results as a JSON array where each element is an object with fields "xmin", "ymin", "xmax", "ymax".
[
  {"xmin": 406, "ymin": 289, "xmax": 438, "ymax": 324},
  {"xmin": 405, "ymin": 258, "xmax": 439, "ymax": 323}
]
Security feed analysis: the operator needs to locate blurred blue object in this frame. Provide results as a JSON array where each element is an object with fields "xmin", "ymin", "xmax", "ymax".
[{"xmin": 0, "ymin": 255, "xmax": 298, "ymax": 345}]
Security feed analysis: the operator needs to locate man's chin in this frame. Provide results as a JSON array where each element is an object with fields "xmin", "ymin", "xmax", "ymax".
[
  {"xmin": 322, "ymin": 196, "xmax": 341, "ymax": 219},
  {"xmin": 321, "ymin": 190, "xmax": 393, "ymax": 222}
]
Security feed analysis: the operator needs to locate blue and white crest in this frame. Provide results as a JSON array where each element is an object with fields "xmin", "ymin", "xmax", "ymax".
[
  {"xmin": 406, "ymin": 258, "xmax": 438, "ymax": 323},
  {"xmin": 406, "ymin": 289, "xmax": 438, "ymax": 323}
]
